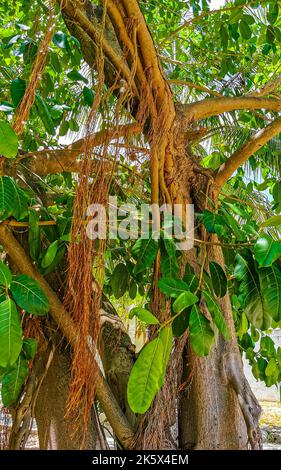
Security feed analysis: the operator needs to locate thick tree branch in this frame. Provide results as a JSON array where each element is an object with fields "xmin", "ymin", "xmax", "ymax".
[
  {"xmin": 121, "ymin": 0, "xmax": 175, "ymax": 118},
  {"xmin": 169, "ymin": 79, "xmax": 222, "ymax": 97},
  {"xmin": 58, "ymin": 0, "xmax": 138, "ymax": 96},
  {"xmin": 248, "ymin": 74, "xmax": 281, "ymax": 97},
  {"xmin": 0, "ymin": 123, "xmax": 141, "ymax": 177},
  {"xmin": 178, "ymin": 97, "xmax": 281, "ymax": 123},
  {"xmin": 106, "ymin": 0, "xmax": 157, "ymax": 119},
  {"xmin": 0, "ymin": 225, "xmax": 135, "ymax": 448},
  {"xmin": 215, "ymin": 116, "xmax": 281, "ymax": 190}
]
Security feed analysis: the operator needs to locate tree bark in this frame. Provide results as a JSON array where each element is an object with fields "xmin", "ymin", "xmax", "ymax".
[
  {"xmin": 178, "ymin": 231, "xmax": 261, "ymax": 450},
  {"xmin": 34, "ymin": 344, "xmax": 107, "ymax": 450}
]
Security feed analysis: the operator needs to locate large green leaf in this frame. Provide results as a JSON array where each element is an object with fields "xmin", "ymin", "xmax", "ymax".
[
  {"xmin": 110, "ymin": 263, "xmax": 129, "ymax": 299},
  {"xmin": 254, "ymin": 234, "xmax": 281, "ymax": 267},
  {"xmin": 9, "ymin": 180, "xmax": 29, "ymax": 220},
  {"xmin": 173, "ymin": 291, "xmax": 198, "ymax": 314},
  {"xmin": 0, "ymin": 176, "xmax": 16, "ymax": 220},
  {"xmin": 35, "ymin": 94, "xmax": 55, "ymax": 135},
  {"xmin": 234, "ymin": 253, "xmax": 271, "ymax": 330},
  {"xmin": 202, "ymin": 210, "xmax": 224, "ymax": 234},
  {"xmin": 10, "ymin": 78, "xmax": 26, "ymax": 107},
  {"xmin": 132, "ymin": 235, "xmax": 159, "ymax": 274},
  {"xmin": 129, "ymin": 307, "xmax": 159, "ymax": 325},
  {"xmin": 83, "ymin": 86, "xmax": 94, "ymax": 107},
  {"xmin": 10, "ymin": 275, "xmax": 49, "ymax": 316},
  {"xmin": 172, "ymin": 307, "xmax": 190, "ymax": 337},
  {"xmin": 189, "ymin": 305, "xmax": 215, "ymax": 357},
  {"xmin": 41, "ymin": 240, "xmax": 59, "ymax": 268},
  {"xmin": 0, "ymin": 260, "xmax": 12, "ymax": 287},
  {"xmin": 127, "ymin": 336, "xmax": 164, "ymax": 413},
  {"xmin": 1, "ymin": 354, "xmax": 29, "ymax": 407},
  {"xmin": 203, "ymin": 290, "xmax": 230, "ymax": 340},
  {"xmin": 158, "ymin": 277, "xmax": 189, "ymax": 298},
  {"xmin": 0, "ymin": 298, "xmax": 22, "ymax": 368},
  {"xmin": 261, "ymin": 216, "xmax": 281, "ymax": 228},
  {"xmin": 160, "ymin": 251, "xmax": 179, "ymax": 278},
  {"xmin": 209, "ymin": 261, "xmax": 227, "ymax": 298},
  {"xmin": 159, "ymin": 327, "xmax": 173, "ymax": 386},
  {"xmin": 259, "ymin": 265, "xmax": 281, "ymax": 323},
  {"xmin": 0, "ymin": 121, "xmax": 18, "ymax": 158}
]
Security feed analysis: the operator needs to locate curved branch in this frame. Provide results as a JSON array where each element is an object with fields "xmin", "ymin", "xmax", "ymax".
[
  {"xmin": 215, "ymin": 116, "xmax": 281, "ymax": 190},
  {"xmin": 169, "ymin": 79, "xmax": 222, "ymax": 97},
  {"xmin": 58, "ymin": 0, "xmax": 138, "ymax": 96},
  {"xmin": 121, "ymin": 0, "xmax": 175, "ymax": 118},
  {"xmin": 249, "ymin": 74, "xmax": 281, "ymax": 97},
  {"xmin": 0, "ymin": 225, "xmax": 135, "ymax": 448},
  {"xmin": 0, "ymin": 123, "xmax": 141, "ymax": 177},
  {"xmin": 178, "ymin": 97, "xmax": 281, "ymax": 123}
]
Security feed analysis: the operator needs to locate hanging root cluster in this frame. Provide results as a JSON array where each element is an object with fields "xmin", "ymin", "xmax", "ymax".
[
  {"xmin": 13, "ymin": 1, "xmax": 56, "ymax": 136},
  {"xmin": 63, "ymin": 0, "xmax": 139, "ymax": 444}
]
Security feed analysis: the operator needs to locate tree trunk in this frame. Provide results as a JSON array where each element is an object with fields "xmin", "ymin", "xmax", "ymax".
[
  {"xmin": 178, "ymin": 231, "xmax": 261, "ymax": 450},
  {"xmin": 34, "ymin": 345, "xmax": 107, "ymax": 450}
]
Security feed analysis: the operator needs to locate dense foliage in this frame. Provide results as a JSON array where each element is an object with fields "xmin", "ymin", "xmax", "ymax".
[{"xmin": 0, "ymin": 0, "xmax": 281, "ymax": 444}]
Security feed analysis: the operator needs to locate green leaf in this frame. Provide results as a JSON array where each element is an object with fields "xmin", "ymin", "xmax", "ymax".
[
  {"xmin": 239, "ymin": 19, "xmax": 252, "ymax": 39},
  {"xmin": 67, "ymin": 69, "xmax": 88, "ymax": 84},
  {"xmin": 266, "ymin": 25, "xmax": 275, "ymax": 44},
  {"xmin": 189, "ymin": 305, "xmax": 215, "ymax": 357},
  {"xmin": 158, "ymin": 277, "xmax": 189, "ymax": 298},
  {"xmin": 0, "ymin": 298, "xmax": 22, "ymax": 368},
  {"xmin": 22, "ymin": 338, "xmax": 37, "ymax": 360},
  {"xmin": 160, "ymin": 250, "xmax": 179, "ymax": 278},
  {"xmin": 41, "ymin": 240, "xmax": 59, "ymax": 268},
  {"xmin": 173, "ymin": 291, "xmax": 198, "ymax": 314},
  {"xmin": 265, "ymin": 358, "xmax": 277, "ymax": 377},
  {"xmin": 28, "ymin": 209, "xmax": 41, "ymax": 261},
  {"xmin": 127, "ymin": 336, "xmax": 164, "ymax": 413},
  {"xmin": 220, "ymin": 25, "xmax": 228, "ymax": 46},
  {"xmin": 132, "ymin": 235, "xmax": 159, "ymax": 274},
  {"xmin": 261, "ymin": 215, "xmax": 281, "ymax": 228},
  {"xmin": 0, "ymin": 177, "xmax": 17, "ymax": 220},
  {"xmin": 35, "ymin": 94, "xmax": 55, "ymax": 135},
  {"xmin": 259, "ymin": 265, "xmax": 281, "ymax": 323},
  {"xmin": 183, "ymin": 273, "xmax": 199, "ymax": 293},
  {"xmin": 0, "ymin": 121, "xmax": 18, "ymax": 158},
  {"xmin": 242, "ymin": 14, "xmax": 255, "ymax": 25},
  {"xmin": 129, "ymin": 282, "xmax": 137, "ymax": 300},
  {"xmin": 110, "ymin": 263, "xmax": 129, "ymax": 299},
  {"xmin": 267, "ymin": 3, "xmax": 279, "ymax": 25},
  {"xmin": 83, "ymin": 86, "xmax": 94, "ymax": 107},
  {"xmin": 10, "ymin": 78, "xmax": 26, "ymax": 107},
  {"xmin": 10, "ymin": 275, "xmax": 49, "ymax": 316},
  {"xmin": 53, "ymin": 31, "xmax": 68, "ymax": 49},
  {"xmin": 1, "ymin": 354, "xmax": 29, "ymax": 407},
  {"xmin": 203, "ymin": 290, "xmax": 230, "ymax": 340},
  {"xmin": 129, "ymin": 307, "xmax": 159, "ymax": 325},
  {"xmin": 172, "ymin": 308, "xmax": 190, "ymax": 337},
  {"xmin": 209, "ymin": 261, "xmax": 227, "ymax": 298},
  {"xmin": 254, "ymin": 234, "xmax": 281, "ymax": 267},
  {"xmin": 202, "ymin": 210, "xmax": 224, "ymax": 234},
  {"xmin": 260, "ymin": 336, "xmax": 275, "ymax": 358},
  {"xmin": 9, "ymin": 181, "xmax": 29, "ymax": 220},
  {"xmin": 159, "ymin": 327, "xmax": 173, "ymax": 386},
  {"xmin": 162, "ymin": 235, "xmax": 177, "ymax": 257},
  {"xmin": 0, "ymin": 260, "xmax": 12, "ymax": 287},
  {"xmin": 234, "ymin": 253, "xmax": 271, "ymax": 330}
]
